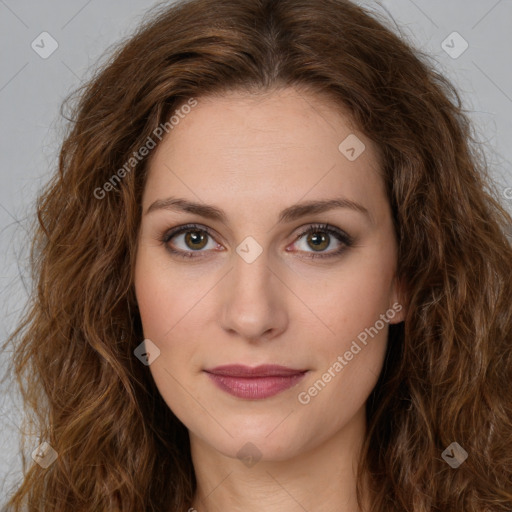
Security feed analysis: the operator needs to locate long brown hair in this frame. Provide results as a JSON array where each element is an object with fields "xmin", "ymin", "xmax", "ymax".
[{"xmin": 3, "ymin": 0, "xmax": 512, "ymax": 510}]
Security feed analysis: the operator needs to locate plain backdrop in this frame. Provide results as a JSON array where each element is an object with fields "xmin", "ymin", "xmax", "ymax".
[{"xmin": 1, "ymin": 0, "xmax": 511, "ymax": 503}]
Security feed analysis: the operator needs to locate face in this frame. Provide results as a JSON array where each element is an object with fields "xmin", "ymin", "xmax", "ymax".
[{"xmin": 134, "ymin": 87, "xmax": 405, "ymax": 462}]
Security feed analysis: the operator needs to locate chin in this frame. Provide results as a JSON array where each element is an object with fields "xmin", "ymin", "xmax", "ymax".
[
  {"xmin": 221, "ymin": 435, "xmax": 301, "ymax": 464},
  {"xmin": 191, "ymin": 419, "xmax": 306, "ymax": 463}
]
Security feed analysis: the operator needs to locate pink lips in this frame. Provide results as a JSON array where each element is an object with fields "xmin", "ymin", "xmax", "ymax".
[{"xmin": 204, "ymin": 364, "xmax": 308, "ymax": 400}]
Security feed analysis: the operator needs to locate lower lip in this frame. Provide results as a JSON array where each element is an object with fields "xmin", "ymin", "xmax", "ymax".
[{"xmin": 205, "ymin": 372, "xmax": 307, "ymax": 399}]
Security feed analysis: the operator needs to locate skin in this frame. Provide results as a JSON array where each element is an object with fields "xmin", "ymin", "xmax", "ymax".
[{"xmin": 134, "ymin": 87, "xmax": 406, "ymax": 512}]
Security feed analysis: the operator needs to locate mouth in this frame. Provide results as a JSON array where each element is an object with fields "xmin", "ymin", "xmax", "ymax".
[{"xmin": 203, "ymin": 364, "xmax": 308, "ymax": 400}]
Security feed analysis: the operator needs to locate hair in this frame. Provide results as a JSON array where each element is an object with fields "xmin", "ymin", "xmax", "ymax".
[{"xmin": 2, "ymin": 0, "xmax": 512, "ymax": 510}]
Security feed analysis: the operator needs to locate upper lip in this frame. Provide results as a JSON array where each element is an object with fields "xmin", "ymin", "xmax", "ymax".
[{"xmin": 204, "ymin": 364, "xmax": 307, "ymax": 377}]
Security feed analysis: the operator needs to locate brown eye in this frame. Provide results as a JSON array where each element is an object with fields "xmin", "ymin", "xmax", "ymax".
[
  {"xmin": 291, "ymin": 224, "xmax": 353, "ymax": 259},
  {"xmin": 162, "ymin": 224, "xmax": 219, "ymax": 258},
  {"xmin": 183, "ymin": 230, "xmax": 209, "ymax": 250}
]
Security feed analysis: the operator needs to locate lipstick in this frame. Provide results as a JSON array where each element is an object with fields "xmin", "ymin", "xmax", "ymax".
[{"xmin": 204, "ymin": 364, "xmax": 308, "ymax": 399}]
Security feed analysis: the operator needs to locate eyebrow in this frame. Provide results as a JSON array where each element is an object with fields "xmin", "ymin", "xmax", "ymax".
[{"xmin": 145, "ymin": 196, "xmax": 372, "ymax": 224}]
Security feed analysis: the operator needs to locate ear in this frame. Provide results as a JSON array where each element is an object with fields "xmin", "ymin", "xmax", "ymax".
[{"xmin": 388, "ymin": 275, "xmax": 407, "ymax": 324}]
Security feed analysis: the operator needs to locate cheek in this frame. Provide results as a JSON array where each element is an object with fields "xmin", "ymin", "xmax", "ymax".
[
  {"xmin": 338, "ymin": 266, "xmax": 393, "ymax": 328},
  {"xmin": 133, "ymin": 248, "xmax": 214, "ymax": 383},
  {"xmin": 134, "ymin": 252, "xmax": 183, "ymax": 356},
  {"xmin": 134, "ymin": 270, "xmax": 171, "ymax": 339},
  {"xmin": 134, "ymin": 253, "xmax": 201, "ymax": 413},
  {"xmin": 297, "ymin": 250, "xmax": 396, "ymax": 340},
  {"xmin": 294, "ymin": 255, "xmax": 395, "ymax": 421},
  {"xmin": 134, "ymin": 246, "xmax": 199, "ymax": 339}
]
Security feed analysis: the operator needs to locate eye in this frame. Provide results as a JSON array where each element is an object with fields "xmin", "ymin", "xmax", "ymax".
[
  {"xmin": 289, "ymin": 223, "xmax": 353, "ymax": 259},
  {"xmin": 161, "ymin": 224, "xmax": 221, "ymax": 259}
]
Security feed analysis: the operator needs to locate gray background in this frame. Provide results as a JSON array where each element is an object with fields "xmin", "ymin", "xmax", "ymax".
[{"xmin": 1, "ymin": 0, "xmax": 511, "ymax": 503}]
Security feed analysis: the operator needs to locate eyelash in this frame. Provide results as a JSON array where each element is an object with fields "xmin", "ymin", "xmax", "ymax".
[{"xmin": 160, "ymin": 223, "xmax": 354, "ymax": 260}]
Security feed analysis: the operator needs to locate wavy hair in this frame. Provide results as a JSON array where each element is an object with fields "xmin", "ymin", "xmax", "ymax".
[{"xmin": 3, "ymin": 0, "xmax": 512, "ymax": 510}]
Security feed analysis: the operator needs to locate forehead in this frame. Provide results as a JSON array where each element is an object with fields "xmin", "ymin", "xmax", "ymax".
[{"xmin": 143, "ymin": 87, "xmax": 387, "ymax": 218}]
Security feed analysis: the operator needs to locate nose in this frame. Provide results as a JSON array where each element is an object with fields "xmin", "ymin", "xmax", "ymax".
[{"xmin": 219, "ymin": 248, "xmax": 289, "ymax": 343}]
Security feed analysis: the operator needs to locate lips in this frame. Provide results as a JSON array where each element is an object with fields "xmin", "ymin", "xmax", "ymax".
[
  {"xmin": 204, "ymin": 364, "xmax": 308, "ymax": 399},
  {"xmin": 205, "ymin": 364, "xmax": 307, "ymax": 377}
]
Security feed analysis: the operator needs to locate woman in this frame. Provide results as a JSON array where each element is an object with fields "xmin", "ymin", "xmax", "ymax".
[{"xmin": 3, "ymin": 0, "xmax": 512, "ymax": 510}]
